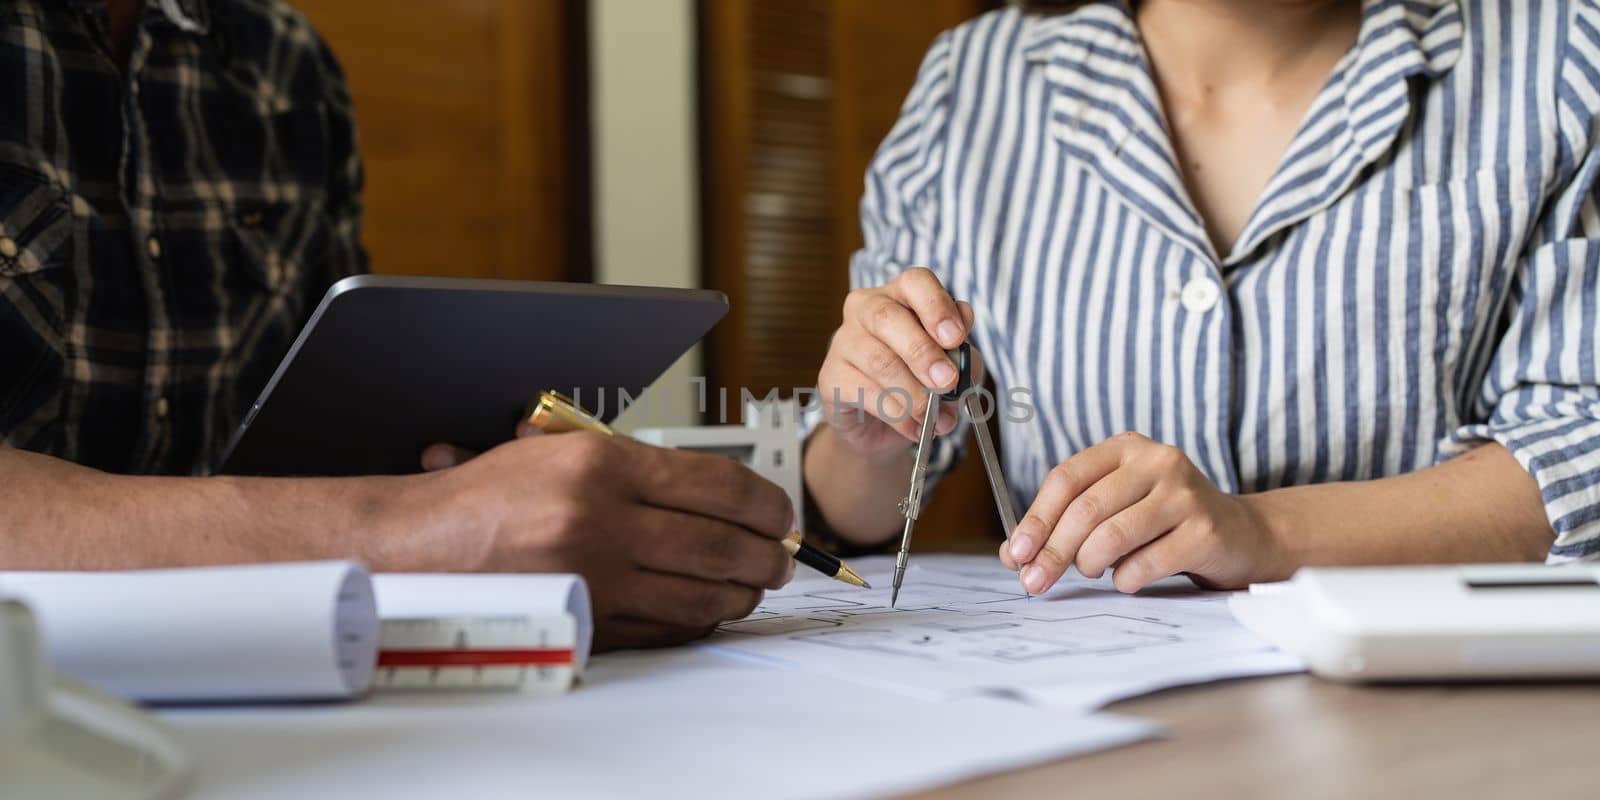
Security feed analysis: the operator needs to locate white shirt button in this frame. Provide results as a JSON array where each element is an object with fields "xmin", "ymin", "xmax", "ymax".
[
  {"xmin": 0, "ymin": 236, "xmax": 17, "ymax": 258},
  {"xmin": 154, "ymin": 397, "xmax": 170, "ymax": 419},
  {"xmin": 1180, "ymin": 277, "xmax": 1221, "ymax": 312},
  {"xmin": 146, "ymin": 236, "xmax": 162, "ymax": 260}
]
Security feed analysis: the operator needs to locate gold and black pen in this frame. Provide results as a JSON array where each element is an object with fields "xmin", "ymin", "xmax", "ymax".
[
  {"xmin": 781, "ymin": 531, "xmax": 870, "ymax": 588},
  {"xmin": 525, "ymin": 391, "xmax": 871, "ymax": 589}
]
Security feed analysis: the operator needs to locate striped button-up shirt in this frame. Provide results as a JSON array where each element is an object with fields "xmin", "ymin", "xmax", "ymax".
[
  {"xmin": 854, "ymin": 0, "xmax": 1600, "ymax": 560},
  {"xmin": 0, "ymin": 0, "xmax": 364, "ymax": 475}
]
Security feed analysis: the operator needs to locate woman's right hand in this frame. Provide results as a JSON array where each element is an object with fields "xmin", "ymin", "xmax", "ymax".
[{"xmin": 816, "ymin": 267, "xmax": 983, "ymax": 460}]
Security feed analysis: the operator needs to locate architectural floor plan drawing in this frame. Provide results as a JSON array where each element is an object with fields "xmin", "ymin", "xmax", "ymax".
[{"xmin": 706, "ymin": 554, "xmax": 1302, "ymax": 710}]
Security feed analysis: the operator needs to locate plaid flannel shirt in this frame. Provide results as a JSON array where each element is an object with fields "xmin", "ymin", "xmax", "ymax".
[{"xmin": 0, "ymin": 0, "xmax": 365, "ymax": 475}]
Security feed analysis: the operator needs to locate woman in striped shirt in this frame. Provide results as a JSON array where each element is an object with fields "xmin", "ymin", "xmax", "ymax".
[{"xmin": 803, "ymin": 0, "xmax": 1600, "ymax": 595}]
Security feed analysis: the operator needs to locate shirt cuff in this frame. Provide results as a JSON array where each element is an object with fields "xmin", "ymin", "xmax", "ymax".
[{"xmin": 1440, "ymin": 416, "xmax": 1600, "ymax": 561}]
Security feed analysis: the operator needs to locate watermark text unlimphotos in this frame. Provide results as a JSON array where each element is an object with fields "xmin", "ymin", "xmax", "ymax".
[{"xmin": 565, "ymin": 378, "xmax": 1035, "ymax": 427}]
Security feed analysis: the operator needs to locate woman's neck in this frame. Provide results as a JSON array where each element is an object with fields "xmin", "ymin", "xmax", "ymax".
[
  {"xmin": 1135, "ymin": 0, "xmax": 1362, "ymax": 105},
  {"xmin": 1129, "ymin": 0, "xmax": 1363, "ymax": 256}
]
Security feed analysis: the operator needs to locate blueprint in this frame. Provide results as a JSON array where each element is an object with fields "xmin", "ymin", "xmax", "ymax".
[{"xmin": 706, "ymin": 554, "xmax": 1302, "ymax": 711}]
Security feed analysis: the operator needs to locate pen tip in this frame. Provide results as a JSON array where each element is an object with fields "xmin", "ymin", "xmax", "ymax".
[{"xmin": 837, "ymin": 563, "xmax": 871, "ymax": 589}]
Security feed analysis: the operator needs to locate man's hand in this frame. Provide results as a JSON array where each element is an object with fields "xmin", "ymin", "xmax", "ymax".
[
  {"xmin": 999, "ymin": 432, "xmax": 1286, "ymax": 594},
  {"xmin": 400, "ymin": 432, "xmax": 796, "ymax": 651}
]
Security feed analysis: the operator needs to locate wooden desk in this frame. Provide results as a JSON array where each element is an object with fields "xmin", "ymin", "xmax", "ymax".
[{"xmin": 922, "ymin": 675, "xmax": 1600, "ymax": 798}]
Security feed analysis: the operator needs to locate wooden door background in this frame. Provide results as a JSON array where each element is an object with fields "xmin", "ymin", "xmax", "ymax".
[
  {"xmin": 292, "ymin": 0, "xmax": 589, "ymax": 282},
  {"xmin": 699, "ymin": 0, "xmax": 1003, "ymax": 549}
]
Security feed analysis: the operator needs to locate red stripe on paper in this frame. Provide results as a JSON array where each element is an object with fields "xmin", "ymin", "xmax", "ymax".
[{"xmin": 378, "ymin": 649, "xmax": 575, "ymax": 668}]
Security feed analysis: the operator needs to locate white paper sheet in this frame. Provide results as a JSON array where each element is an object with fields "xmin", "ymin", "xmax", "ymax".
[
  {"xmin": 373, "ymin": 574, "xmax": 592, "ymax": 669},
  {"xmin": 161, "ymin": 648, "xmax": 1158, "ymax": 800},
  {"xmin": 2, "ymin": 562, "xmax": 378, "ymax": 703},
  {"xmin": 705, "ymin": 554, "xmax": 1303, "ymax": 711}
]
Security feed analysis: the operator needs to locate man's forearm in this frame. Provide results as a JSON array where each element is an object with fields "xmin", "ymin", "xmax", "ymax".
[
  {"xmin": 0, "ymin": 446, "xmax": 434, "ymax": 570},
  {"xmin": 802, "ymin": 425, "xmax": 915, "ymax": 547},
  {"xmin": 1247, "ymin": 442, "xmax": 1554, "ymax": 572}
]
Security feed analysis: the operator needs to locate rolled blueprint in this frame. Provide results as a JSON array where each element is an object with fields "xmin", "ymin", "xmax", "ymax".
[{"xmin": 1, "ymin": 561, "xmax": 378, "ymax": 703}]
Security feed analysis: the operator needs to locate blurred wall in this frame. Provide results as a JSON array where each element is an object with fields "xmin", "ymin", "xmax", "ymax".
[{"xmin": 590, "ymin": 0, "xmax": 704, "ymax": 429}]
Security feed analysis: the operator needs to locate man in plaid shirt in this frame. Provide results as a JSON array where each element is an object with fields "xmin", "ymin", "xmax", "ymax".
[{"xmin": 0, "ymin": 0, "xmax": 793, "ymax": 649}]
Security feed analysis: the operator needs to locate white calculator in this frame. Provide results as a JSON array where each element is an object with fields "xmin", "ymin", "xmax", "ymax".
[{"xmin": 1229, "ymin": 564, "xmax": 1600, "ymax": 681}]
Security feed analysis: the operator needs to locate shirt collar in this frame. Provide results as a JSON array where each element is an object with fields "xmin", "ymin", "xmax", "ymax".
[
  {"xmin": 66, "ymin": 0, "xmax": 212, "ymax": 35},
  {"xmin": 1022, "ymin": 2, "xmax": 1218, "ymax": 261},
  {"xmin": 1021, "ymin": 0, "xmax": 1464, "ymax": 265},
  {"xmin": 1235, "ymin": 0, "xmax": 1462, "ymax": 261},
  {"xmin": 152, "ymin": 0, "xmax": 210, "ymax": 35},
  {"xmin": 1342, "ymin": 0, "xmax": 1463, "ymax": 153}
]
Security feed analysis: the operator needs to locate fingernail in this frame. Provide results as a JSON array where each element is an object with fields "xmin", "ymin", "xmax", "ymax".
[
  {"xmin": 937, "ymin": 320, "xmax": 962, "ymax": 346},
  {"xmin": 1022, "ymin": 565, "xmax": 1048, "ymax": 594},
  {"xmin": 1010, "ymin": 532, "xmax": 1034, "ymax": 561},
  {"xmin": 930, "ymin": 361, "xmax": 956, "ymax": 387}
]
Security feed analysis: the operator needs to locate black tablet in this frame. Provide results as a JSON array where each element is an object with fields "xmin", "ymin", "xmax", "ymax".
[{"xmin": 217, "ymin": 275, "xmax": 727, "ymax": 476}]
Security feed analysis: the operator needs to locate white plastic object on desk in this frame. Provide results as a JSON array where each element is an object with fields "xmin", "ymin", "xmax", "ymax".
[
  {"xmin": 1229, "ymin": 564, "xmax": 1600, "ymax": 682},
  {"xmin": 634, "ymin": 397, "xmax": 805, "ymax": 530},
  {"xmin": 0, "ymin": 597, "xmax": 192, "ymax": 799}
]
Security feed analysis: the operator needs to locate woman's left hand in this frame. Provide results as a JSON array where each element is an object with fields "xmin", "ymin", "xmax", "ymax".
[{"xmin": 1000, "ymin": 432, "xmax": 1289, "ymax": 594}]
